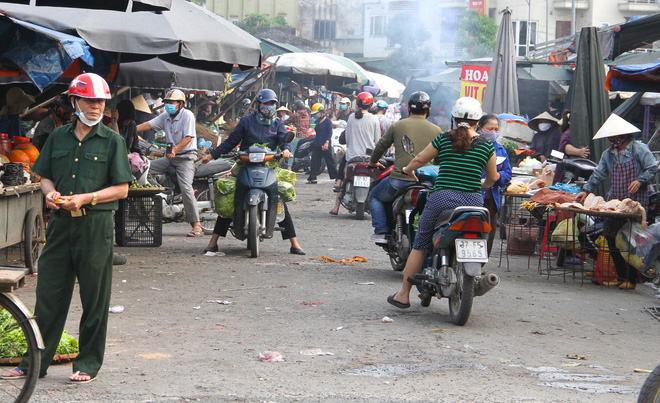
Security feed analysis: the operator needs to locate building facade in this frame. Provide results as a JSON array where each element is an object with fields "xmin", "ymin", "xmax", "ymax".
[{"xmin": 205, "ymin": 0, "xmax": 299, "ymax": 28}]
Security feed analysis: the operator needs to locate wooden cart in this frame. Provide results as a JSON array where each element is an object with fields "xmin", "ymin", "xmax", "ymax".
[{"xmin": 0, "ymin": 183, "xmax": 44, "ymax": 274}]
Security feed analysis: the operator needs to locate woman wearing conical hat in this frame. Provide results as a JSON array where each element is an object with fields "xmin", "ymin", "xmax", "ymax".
[
  {"xmin": 528, "ymin": 111, "xmax": 563, "ymax": 163},
  {"xmin": 576, "ymin": 114, "xmax": 658, "ymax": 290}
]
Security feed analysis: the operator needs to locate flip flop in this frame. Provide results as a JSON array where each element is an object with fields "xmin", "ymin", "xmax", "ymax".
[
  {"xmin": 329, "ymin": 210, "xmax": 338, "ymax": 216},
  {"xmin": 1, "ymin": 368, "xmax": 26, "ymax": 380},
  {"xmin": 387, "ymin": 294, "xmax": 410, "ymax": 309},
  {"xmin": 187, "ymin": 228, "xmax": 204, "ymax": 237},
  {"xmin": 67, "ymin": 371, "xmax": 95, "ymax": 384},
  {"xmin": 306, "ymin": 180, "xmax": 318, "ymax": 184}
]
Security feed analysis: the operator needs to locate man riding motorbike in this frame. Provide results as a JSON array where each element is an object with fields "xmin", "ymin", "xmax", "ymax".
[
  {"xmin": 367, "ymin": 91, "xmax": 442, "ymax": 243},
  {"xmin": 198, "ymin": 89, "xmax": 305, "ymax": 255}
]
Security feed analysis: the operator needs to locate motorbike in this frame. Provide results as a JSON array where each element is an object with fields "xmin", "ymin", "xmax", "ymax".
[
  {"xmin": 291, "ymin": 136, "xmax": 325, "ymax": 175},
  {"xmin": 340, "ymin": 156, "xmax": 383, "ymax": 220},
  {"xmin": 408, "ymin": 193, "xmax": 500, "ymax": 325},
  {"xmin": 146, "ymin": 153, "xmax": 233, "ymax": 233},
  {"xmin": 219, "ymin": 133, "xmax": 294, "ymax": 258},
  {"xmin": 374, "ymin": 165, "xmax": 437, "ymax": 272}
]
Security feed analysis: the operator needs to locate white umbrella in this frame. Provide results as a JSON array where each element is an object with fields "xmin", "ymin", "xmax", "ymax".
[
  {"xmin": 266, "ymin": 53, "xmax": 359, "ymax": 88},
  {"xmin": 364, "ymin": 71, "xmax": 406, "ymax": 99}
]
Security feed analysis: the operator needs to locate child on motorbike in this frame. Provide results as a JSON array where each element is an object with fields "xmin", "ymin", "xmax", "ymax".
[{"xmin": 387, "ymin": 97, "xmax": 499, "ymax": 309}]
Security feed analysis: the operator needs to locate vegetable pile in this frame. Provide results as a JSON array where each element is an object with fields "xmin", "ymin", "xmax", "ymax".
[
  {"xmin": 0, "ymin": 309, "xmax": 78, "ymax": 358},
  {"xmin": 130, "ymin": 181, "xmax": 160, "ymax": 189}
]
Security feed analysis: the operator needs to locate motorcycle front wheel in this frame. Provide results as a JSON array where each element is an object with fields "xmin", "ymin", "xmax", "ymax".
[
  {"xmin": 195, "ymin": 187, "xmax": 217, "ymax": 235},
  {"xmin": 448, "ymin": 252, "xmax": 474, "ymax": 326},
  {"xmin": 248, "ymin": 205, "xmax": 259, "ymax": 258}
]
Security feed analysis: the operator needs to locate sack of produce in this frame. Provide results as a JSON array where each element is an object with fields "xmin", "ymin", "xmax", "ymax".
[
  {"xmin": 278, "ymin": 180, "xmax": 296, "ymax": 203},
  {"xmin": 276, "ymin": 167, "xmax": 297, "ymax": 185},
  {"xmin": 551, "ymin": 218, "xmax": 581, "ymax": 249},
  {"xmin": 615, "ymin": 221, "xmax": 660, "ymax": 270},
  {"xmin": 214, "ymin": 176, "xmax": 236, "ymax": 218}
]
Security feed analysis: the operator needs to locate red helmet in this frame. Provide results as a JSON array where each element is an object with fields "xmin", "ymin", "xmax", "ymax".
[
  {"xmin": 356, "ymin": 92, "xmax": 374, "ymax": 109},
  {"xmin": 68, "ymin": 73, "xmax": 111, "ymax": 99}
]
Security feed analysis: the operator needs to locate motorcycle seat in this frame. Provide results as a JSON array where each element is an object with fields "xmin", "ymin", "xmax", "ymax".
[
  {"xmin": 347, "ymin": 155, "xmax": 371, "ymax": 164},
  {"xmin": 435, "ymin": 208, "xmax": 456, "ymax": 228},
  {"xmin": 195, "ymin": 159, "xmax": 233, "ymax": 178},
  {"xmin": 434, "ymin": 206, "xmax": 490, "ymax": 229}
]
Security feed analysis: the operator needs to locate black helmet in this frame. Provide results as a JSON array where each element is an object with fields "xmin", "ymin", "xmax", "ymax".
[
  {"xmin": 293, "ymin": 99, "xmax": 306, "ymax": 111},
  {"xmin": 408, "ymin": 91, "xmax": 431, "ymax": 114},
  {"xmin": 257, "ymin": 89, "xmax": 278, "ymax": 104}
]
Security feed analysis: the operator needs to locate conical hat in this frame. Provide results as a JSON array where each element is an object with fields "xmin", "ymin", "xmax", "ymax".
[
  {"xmin": 131, "ymin": 94, "xmax": 153, "ymax": 115},
  {"xmin": 528, "ymin": 111, "xmax": 560, "ymax": 132},
  {"xmin": 592, "ymin": 114, "xmax": 640, "ymax": 140}
]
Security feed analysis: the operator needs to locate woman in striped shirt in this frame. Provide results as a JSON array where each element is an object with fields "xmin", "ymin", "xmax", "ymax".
[{"xmin": 387, "ymin": 97, "xmax": 499, "ymax": 309}]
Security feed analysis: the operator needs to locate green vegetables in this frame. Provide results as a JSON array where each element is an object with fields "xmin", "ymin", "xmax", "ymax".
[
  {"xmin": 0, "ymin": 309, "xmax": 79, "ymax": 358},
  {"xmin": 130, "ymin": 181, "xmax": 159, "ymax": 189},
  {"xmin": 214, "ymin": 177, "xmax": 237, "ymax": 218}
]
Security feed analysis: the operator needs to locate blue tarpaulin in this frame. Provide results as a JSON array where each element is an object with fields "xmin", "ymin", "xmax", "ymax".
[
  {"xmin": 0, "ymin": 17, "xmax": 94, "ymax": 90},
  {"xmin": 607, "ymin": 60, "xmax": 660, "ymax": 92}
]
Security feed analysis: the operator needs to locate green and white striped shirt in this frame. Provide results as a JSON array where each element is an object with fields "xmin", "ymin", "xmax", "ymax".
[{"xmin": 431, "ymin": 133, "xmax": 494, "ymax": 194}]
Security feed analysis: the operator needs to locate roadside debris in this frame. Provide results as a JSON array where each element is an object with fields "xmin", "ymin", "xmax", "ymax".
[
  {"xmin": 300, "ymin": 349, "xmax": 334, "ymax": 356},
  {"xmin": 381, "ymin": 316, "xmax": 393, "ymax": 323},
  {"xmin": 311, "ymin": 256, "xmax": 367, "ymax": 264},
  {"xmin": 259, "ymin": 351, "xmax": 283, "ymax": 362},
  {"xmin": 207, "ymin": 300, "xmax": 233, "ymax": 305},
  {"xmin": 109, "ymin": 305, "xmax": 124, "ymax": 314},
  {"xmin": 566, "ymin": 354, "xmax": 588, "ymax": 360}
]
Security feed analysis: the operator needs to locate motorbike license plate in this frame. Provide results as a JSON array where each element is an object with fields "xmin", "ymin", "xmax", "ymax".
[
  {"xmin": 455, "ymin": 239, "xmax": 488, "ymax": 263},
  {"xmin": 354, "ymin": 176, "xmax": 371, "ymax": 187}
]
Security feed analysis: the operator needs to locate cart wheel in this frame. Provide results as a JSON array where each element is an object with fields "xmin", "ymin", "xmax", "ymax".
[{"xmin": 24, "ymin": 208, "xmax": 44, "ymax": 274}]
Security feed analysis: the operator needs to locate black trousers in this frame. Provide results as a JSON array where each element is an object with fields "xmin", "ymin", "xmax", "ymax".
[
  {"xmin": 336, "ymin": 156, "xmax": 347, "ymax": 181},
  {"xmin": 308, "ymin": 146, "xmax": 338, "ymax": 181},
  {"xmin": 606, "ymin": 235, "xmax": 637, "ymax": 284},
  {"xmin": 213, "ymin": 202, "xmax": 296, "ymax": 240}
]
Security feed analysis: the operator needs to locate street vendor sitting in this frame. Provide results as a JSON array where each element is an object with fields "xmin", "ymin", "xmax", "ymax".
[
  {"xmin": 575, "ymin": 114, "xmax": 658, "ymax": 290},
  {"xmin": 529, "ymin": 111, "xmax": 563, "ymax": 163}
]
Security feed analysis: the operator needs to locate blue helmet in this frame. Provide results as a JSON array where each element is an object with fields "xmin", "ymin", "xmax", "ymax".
[
  {"xmin": 376, "ymin": 100, "xmax": 389, "ymax": 109},
  {"xmin": 257, "ymin": 89, "xmax": 278, "ymax": 104}
]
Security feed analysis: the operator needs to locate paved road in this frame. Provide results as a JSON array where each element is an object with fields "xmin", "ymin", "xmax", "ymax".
[{"xmin": 10, "ymin": 176, "xmax": 659, "ymax": 402}]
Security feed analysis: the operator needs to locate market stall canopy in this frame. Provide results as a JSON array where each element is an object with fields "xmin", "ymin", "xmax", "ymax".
[
  {"xmin": 0, "ymin": 0, "xmax": 262, "ymax": 72},
  {"xmin": 0, "ymin": 15, "xmax": 95, "ymax": 90},
  {"xmin": 316, "ymin": 53, "xmax": 371, "ymax": 86},
  {"xmin": 266, "ymin": 52, "xmax": 359, "ymax": 89},
  {"xmin": 363, "ymin": 71, "xmax": 405, "ymax": 99},
  {"xmin": 611, "ymin": 13, "xmax": 660, "ymax": 60},
  {"xmin": 116, "ymin": 57, "xmax": 225, "ymax": 91},
  {"xmin": 606, "ymin": 51, "xmax": 660, "ymax": 92},
  {"xmin": 483, "ymin": 8, "xmax": 519, "ymax": 115}
]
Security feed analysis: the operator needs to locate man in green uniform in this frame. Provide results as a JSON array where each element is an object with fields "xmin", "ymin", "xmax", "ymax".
[{"xmin": 1, "ymin": 73, "xmax": 132, "ymax": 383}]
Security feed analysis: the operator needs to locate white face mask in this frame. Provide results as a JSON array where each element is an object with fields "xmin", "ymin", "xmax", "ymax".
[
  {"xmin": 538, "ymin": 123, "xmax": 552, "ymax": 132},
  {"xmin": 73, "ymin": 98, "xmax": 103, "ymax": 127}
]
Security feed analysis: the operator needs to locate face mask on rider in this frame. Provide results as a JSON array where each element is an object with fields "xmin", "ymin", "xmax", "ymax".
[
  {"xmin": 538, "ymin": 122, "xmax": 552, "ymax": 132},
  {"xmin": 165, "ymin": 103, "xmax": 178, "ymax": 115},
  {"xmin": 259, "ymin": 105, "xmax": 277, "ymax": 119},
  {"xmin": 340, "ymin": 104, "xmax": 347, "ymax": 111},
  {"xmin": 609, "ymin": 135, "xmax": 626, "ymax": 148}
]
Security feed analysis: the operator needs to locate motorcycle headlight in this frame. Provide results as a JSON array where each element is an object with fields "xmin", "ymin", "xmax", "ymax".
[{"xmin": 249, "ymin": 152, "xmax": 266, "ymax": 163}]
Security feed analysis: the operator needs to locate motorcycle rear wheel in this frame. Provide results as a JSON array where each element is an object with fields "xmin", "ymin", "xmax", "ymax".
[
  {"xmin": 448, "ymin": 253, "xmax": 474, "ymax": 326},
  {"xmin": 355, "ymin": 202, "xmax": 365, "ymax": 220},
  {"xmin": 248, "ymin": 205, "xmax": 259, "ymax": 258},
  {"xmin": 389, "ymin": 216, "xmax": 408, "ymax": 272}
]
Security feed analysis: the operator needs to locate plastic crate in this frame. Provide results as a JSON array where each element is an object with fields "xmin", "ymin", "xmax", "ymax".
[{"xmin": 115, "ymin": 195, "xmax": 162, "ymax": 247}]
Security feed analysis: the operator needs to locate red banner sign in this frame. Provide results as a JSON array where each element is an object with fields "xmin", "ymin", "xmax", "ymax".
[
  {"xmin": 460, "ymin": 65, "xmax": 490, "ymax": 103},
  {"xmin": 469, "ymin": 0, "xmax": 486, "ymax": 15}
]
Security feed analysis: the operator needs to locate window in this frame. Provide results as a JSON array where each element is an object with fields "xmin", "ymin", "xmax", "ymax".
[
  {"xmin": 314, "ymin": 20, "xmax": 336, "ymax": 40},
  {"xmin": 513, "ymin": 20, "xmax": 537, "ymax": 56},
  {"xmin": 370, "ymin": 15, "xmax": 387, "ymax": 37},
  {"xmin": 389, "ymin": 1, "xmax": 419, "ymax": 11},
  {"xmin": 231, "ymin": 18, "xmax": 238, "ymax": 25}
]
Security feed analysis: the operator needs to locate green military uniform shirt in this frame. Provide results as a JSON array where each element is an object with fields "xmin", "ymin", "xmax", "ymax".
[
  {"xmin": 369, "ymin": 115, "xmax": 443, "ymax": 182},
  {"xmin": 32, "ymin": 121, "xmax": 133, "ymax": 210}
]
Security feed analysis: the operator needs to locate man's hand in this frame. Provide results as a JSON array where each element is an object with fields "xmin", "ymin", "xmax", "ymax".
[
  {"xmin": 196, "ymin": 153, "xmax": 213, "ymax": 165},
  {"xmin": 166, "ymin": 151, "xmax": 176, "ymax": 159},
  {"xmin": 368, "ymin": 161, "xmax": 385, "ymax": 169},
  {"xmin": 60, "ymin": 193, "xmax": 92, "ymax": 211},
  {"xmin": 322, "ymin": 142, "xmax": 329, "ymax": 151},
  {"xmin": 575, "ymin": 191, "xmax": 587, "ymax": 203},
  {"xmin": 578, "ymin": 146, "xmax": 590, "ymax": 158},
  {"xmin": 629, "ymin": 180, "xmax": 641, "ymax": 194},
  {"xmin": 45, "ymin": 190, "xmax": 62, "ymax": 209},
  {"xmin": 282, "ymin": 149, "xmax": 292, "ymax": 159},
  {"xmin": 110, "ymin": 110, "xmax": 119, "ymax": 121}
]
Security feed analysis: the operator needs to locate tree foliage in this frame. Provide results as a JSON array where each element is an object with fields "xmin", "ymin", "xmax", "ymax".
[
  {"xmin": 383, "ymin": 14, "xmax": 430, "ymax": 83},
  {"xmin": 455, "ymin": 9, "xmax": 497, "ymax": 57},
  {"xmin": 236, "ymin": 13, "xmax": 290, "ymax": 35}
]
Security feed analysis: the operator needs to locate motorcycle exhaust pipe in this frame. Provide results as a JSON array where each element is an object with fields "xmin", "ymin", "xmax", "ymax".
[{"xmin": 474, "ymin": 272, "xmax": 500, "ymax": 297}]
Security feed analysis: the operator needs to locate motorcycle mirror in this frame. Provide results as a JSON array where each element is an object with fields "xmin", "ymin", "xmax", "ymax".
[
  {"xmin": 283, "ymin": 131, "xmax": 295, "ymax": 144},
  {"xmin": 401, "ymin": 134, "xmax": 415, "ymax": 156}
]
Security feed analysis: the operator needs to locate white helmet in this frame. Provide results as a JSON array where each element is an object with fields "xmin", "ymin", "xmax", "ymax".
[{"xmin": 451, "ymin": 97, "xmax": 482, "ymax": 121}]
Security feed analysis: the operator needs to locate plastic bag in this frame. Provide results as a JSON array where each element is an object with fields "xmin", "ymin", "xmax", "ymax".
[
  {"xmin": 551, "ymin": 218, "xmax": 581, "ymax": 249},
  {"xmin": 615, "ymin": 221, "xmax": 660, "ymax": 270},
  {"xmin": 214, "ymin": 176, "xmax": 236, "ymax": 195},
  {"xmin": 278, "ymin": 181, "xmax": 296, "ymax": 202},
  {"xmin": 276, "ymin": 167, "xmax": 297, "ymax": 185},
  {"xmin": 214, "ymin": 191, "xmax": 234, "ymax": 218}
]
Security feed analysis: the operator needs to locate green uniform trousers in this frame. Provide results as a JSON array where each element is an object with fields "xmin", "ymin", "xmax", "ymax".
[{"xmin": 19, "ymin": 211, "xmax": 114, "ymax": 378}]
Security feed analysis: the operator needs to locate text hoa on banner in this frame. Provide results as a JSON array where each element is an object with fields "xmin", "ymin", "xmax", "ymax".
[
  {"xmin": 460, "ymin": 65, "xmax": 490, "ymax": 103},
  {"xmin": 469, "ymin": 0, "xmax": 486, "ymax": 15}
]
